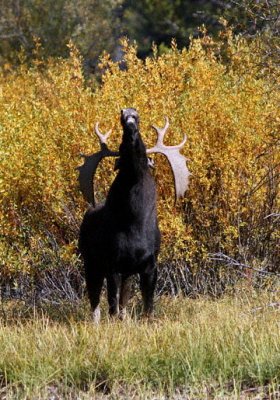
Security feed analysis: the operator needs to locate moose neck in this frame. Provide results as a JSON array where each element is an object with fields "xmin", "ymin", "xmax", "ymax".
[
  {"xmin": 118, "ymin": 126, "xmax": 149, "ymax": 177},
  {"xmin": 105, "ymin": 127, "xmax": 152, "ymax": 219}
]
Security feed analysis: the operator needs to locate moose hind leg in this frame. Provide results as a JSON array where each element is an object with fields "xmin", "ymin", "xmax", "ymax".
[
  {"xmin": 106, "ymin": 273, "xmax": 121, "ymax": 316},
  {"xmin": 85, "ymin": 265, "xmax": 104, "ymax": 323},
  {"xmin": 140, "ymin": 266, "xmax": 157, "ymax": 316},
  {"xmin": 119, "ymin": 275, "xmax": 133, "ymax": 319}
]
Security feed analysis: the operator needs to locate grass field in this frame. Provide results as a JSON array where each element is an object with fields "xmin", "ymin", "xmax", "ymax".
[{"xmin": 1, "ymin": 289, "xmax": 280, "ymax": 399}]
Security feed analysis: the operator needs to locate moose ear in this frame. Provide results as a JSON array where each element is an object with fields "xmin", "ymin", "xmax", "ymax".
[{"xmin": 147, "ymin": 157, "xmax": 155, "ymax": 170}]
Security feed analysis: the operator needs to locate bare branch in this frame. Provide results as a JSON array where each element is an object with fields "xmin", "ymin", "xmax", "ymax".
[{"xmin": 209, "ymin": 252, "xmax": 280, "ymax": 278}]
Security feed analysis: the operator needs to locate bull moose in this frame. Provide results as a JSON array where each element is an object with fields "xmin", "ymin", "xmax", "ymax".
[{"xmin": 78, "ymin": 108, "xmax": 190, "ymax": 321}]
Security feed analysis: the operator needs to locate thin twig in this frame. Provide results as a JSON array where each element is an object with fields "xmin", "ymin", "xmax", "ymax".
[{"xmin": 209, "ymin": 252, "xmax": 280, "ymax": 278}]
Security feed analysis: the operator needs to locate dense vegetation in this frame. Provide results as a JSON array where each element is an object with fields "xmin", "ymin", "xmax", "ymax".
[
  {"xmin": 0, "ymin": 26, "xmax": 279, "ymax": 292},
  {"xmin": 0, "ymin": 2, "xmax": 280, "ymax": 398},
  {"xmin": 1, "ymin": 1, "xmax": 279, "ymax": 67}
]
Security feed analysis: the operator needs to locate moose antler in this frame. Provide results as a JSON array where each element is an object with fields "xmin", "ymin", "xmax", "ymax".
[
  {"xmin": 147, "ymin": 117, "xmax": 191, "ymax": 202},
  {"xmin": 77, "ymin": 123, "xmax": 119, "ymax": 206},
  {"xmin": 77, "ymin": 116, "xmax": 190, "ymax": 205}
]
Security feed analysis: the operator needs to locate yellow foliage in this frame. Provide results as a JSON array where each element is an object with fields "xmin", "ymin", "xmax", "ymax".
[{"xmin": 0, "ymin": 33, "xmax": 279, "ymax": 276}]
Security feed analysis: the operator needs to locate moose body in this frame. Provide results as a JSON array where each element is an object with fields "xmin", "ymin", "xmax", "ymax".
[
  {"xmin": 78, "ymin": 108, "xmax": 190, "ymax": 320},
  {"xmin": 79, "ymin": 109, "xmax": 161, "ymax": 319}
]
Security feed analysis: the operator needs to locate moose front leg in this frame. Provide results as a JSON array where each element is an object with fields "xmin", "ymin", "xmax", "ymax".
[
  {"xmin": 106, "ymin": 273, "xmax": 121, "ymax": 316},
  {"xmin": 85, "ymin": 265, "xmax": 104, "ymax": 324},
  {"xmin": 119, "ymin": 274, "xmax": 133, "ymax": 320},
  {"xmin": 140, "ymin": 266, "xmax": 157, "ymax": 316}
]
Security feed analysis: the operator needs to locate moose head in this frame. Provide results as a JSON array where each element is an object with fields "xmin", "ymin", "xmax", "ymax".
[{"xmin": 77, "ymin": 108, "xmax": 190, "ymax": 206}]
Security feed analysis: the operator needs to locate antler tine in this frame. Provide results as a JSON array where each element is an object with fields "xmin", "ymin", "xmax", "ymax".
[
  {"xmin": 95, "ymin": 122, "xmax": 112, "ymax": 144},
  {"xmin": 147, "ymin": 117, "xmax": 187, "ymax": 153},
  {"xmin": 173, "ymin": 133, "xmax": 187, "ymax": 150},
  {"xmin": 150, "ymin": 116, "xmax": 169, "ymax": 146}
]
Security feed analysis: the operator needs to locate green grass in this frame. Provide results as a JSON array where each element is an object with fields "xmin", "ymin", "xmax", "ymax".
[{"xmin": 1, "ymin": 290, "xmax": 280, "ymax": 399}]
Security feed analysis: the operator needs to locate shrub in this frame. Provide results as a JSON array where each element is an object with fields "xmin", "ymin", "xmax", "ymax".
[{"xmin": 0, "ymin": 30, "xmax": 279, "ymax": 288}]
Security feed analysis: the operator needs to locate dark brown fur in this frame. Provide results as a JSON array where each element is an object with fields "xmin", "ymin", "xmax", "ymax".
[{"xmin": 79, "ymin": 109, "xmax": 161, "ymax": 319}]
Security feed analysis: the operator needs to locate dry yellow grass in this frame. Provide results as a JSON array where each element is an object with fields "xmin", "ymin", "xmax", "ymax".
[{"xmin": 1, "ymin": 290, "xmax": 280, "ymax": 399}]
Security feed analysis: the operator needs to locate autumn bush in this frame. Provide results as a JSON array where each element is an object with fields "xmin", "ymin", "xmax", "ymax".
[{"xmin": 0, "ymin": 29, "xmax": 279, "ymax": 292}]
